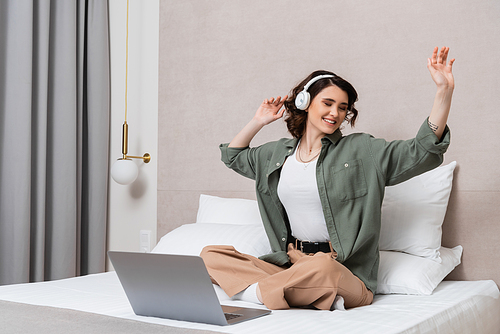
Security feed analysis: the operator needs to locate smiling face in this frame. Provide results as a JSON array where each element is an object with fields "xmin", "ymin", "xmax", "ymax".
[{"xmin": 305, "ymin": 85, "xmax": 349, "ymax": 137}]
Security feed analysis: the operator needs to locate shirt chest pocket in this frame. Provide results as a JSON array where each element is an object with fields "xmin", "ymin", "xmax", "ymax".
[{"xmin": 331, "ymin": 159, "xmax": 368, "ymax": 201}]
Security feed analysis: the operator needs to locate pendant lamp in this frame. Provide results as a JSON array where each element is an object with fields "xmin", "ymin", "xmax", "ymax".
[{"xmin": 111, "ymin": 0, "xmax": 150, "ymax": 185}]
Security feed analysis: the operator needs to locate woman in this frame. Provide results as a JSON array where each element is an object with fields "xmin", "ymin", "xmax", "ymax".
[{"xmin": 201, "ymin": 47, "xmax": 455, "ymax": 310}]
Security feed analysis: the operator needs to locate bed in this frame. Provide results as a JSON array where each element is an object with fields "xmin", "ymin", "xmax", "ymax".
[{"xmin": 1, "ymin": 162, "xmax": 499, "ymax": 333}]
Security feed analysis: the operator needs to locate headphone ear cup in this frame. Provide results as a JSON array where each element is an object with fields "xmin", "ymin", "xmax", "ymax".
[{"xmin": 295, "ymin": 90, "xmax": 310, "ymax": 110}]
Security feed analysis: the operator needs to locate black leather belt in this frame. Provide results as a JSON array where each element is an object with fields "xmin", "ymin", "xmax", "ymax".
[{"xmin": 295, "ymin": 239, "xmax": 332, "ymax": 254}]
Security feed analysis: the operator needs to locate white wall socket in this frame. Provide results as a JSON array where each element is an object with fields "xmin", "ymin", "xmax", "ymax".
[{"xmin": 140, "ymin": 230, "xmax": 151, "ymax": 253}]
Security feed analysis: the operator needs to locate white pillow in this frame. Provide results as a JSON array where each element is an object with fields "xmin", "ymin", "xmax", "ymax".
[
  {"xmin": 153, "ymin": 220, "xmax": 462, "ymax": 297},
  {"xmin": 196, "ymin": 194, "xmax": 263, "ymax": 225},
  {"xmin": 379, "ymin": 161, "xmax": 456, "ymax": 262},
  {"xmin": 152, "ymin": 223, "xmax": 272, "ymax": 258},
  {"xmin": 376, "ymin": 246, "xmax": 463, "ymax": 295}
]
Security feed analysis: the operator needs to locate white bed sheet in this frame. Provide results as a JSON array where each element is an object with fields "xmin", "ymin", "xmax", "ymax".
[{"xmin": 0, "ymin": 272, "xmax": 498, "ymax": 334}]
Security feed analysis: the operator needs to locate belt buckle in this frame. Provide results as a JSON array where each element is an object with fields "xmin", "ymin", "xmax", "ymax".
[
  {"xmin": 300, "ymin": 240, "xmax": 310, "ymax": 254},
  {"xmin": 300, "ymin": 240, "xmax": 313, "ymax": 254}
]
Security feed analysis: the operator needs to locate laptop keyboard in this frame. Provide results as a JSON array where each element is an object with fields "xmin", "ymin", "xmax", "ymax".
[{"xmin": 224, "ymin": 312, "xmax": 243, "ymax": 321}]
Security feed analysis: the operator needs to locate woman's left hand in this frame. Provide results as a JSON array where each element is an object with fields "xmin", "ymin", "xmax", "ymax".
[{"xmin": 427, "ymin": 47, "xmax": 455, "ymax": 89}]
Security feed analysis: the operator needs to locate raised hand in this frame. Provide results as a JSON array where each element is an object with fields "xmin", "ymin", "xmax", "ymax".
[
  {"xmin": 427, "ymin": 47, "xmax": 455, "ymax": 89},
  {"xmin": 228, "ymin": 95, "xmax": 288, "ymax": 148},
  {"xmin": 427, "ymin": 47, "xmax": 455, "ymax": 140},
  {"xmin": 253, "ymin": 95, "xmax": 288, "ymax": 126}
]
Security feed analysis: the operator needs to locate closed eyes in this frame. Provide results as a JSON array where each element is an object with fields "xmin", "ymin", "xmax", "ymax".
[{"xmin": 322, "ymin": 98, "xmax": 348, "ymax": 110}]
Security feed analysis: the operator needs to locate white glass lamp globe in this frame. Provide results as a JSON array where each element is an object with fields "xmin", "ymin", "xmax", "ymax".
[{"xmin": 111, "ymin": 158, "xmax": 139, "ymax": 185}]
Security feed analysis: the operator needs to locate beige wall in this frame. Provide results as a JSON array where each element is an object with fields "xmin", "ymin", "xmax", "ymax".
[{"xmin": 158, "ymin": 0, "xmax": 500, "ymax": 284}]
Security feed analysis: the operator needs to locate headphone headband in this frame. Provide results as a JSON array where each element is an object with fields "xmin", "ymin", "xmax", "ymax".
[
  {"xmin": 303, "ymin": 74, "xmax": 334, "ymax": 90},
  {"xmin": 295, "ymin": 74, "xmax": 335, "ymax": 110}
]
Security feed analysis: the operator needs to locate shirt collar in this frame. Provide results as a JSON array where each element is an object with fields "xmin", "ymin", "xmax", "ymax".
[
  {"xmin": 281, "ymin": 129, "xmax": 344, "ymax": 150},
  {"xmin": 322, "ymin": 129, "xmax": 343, "ymax": 146}
]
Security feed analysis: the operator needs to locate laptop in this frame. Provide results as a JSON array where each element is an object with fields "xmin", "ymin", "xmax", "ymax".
[{"xmin": 108, "ymin": 251, "xmax": 271, "ymax": 326}]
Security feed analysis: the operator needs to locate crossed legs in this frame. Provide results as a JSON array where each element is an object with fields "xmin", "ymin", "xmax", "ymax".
[{"xmin": 200, "ymin": 245, "xmax": 373, "ymax": 310}]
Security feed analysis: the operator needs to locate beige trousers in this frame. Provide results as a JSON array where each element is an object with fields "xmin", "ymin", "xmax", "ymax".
[{"xmin": 200, "ymin": 244, "xmax": 373, "ymax": 310}]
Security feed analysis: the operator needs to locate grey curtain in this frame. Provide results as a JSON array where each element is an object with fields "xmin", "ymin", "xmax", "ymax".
[{"xmin": 0, "ymin": 0, "xmax": 110, "ymax": 285}]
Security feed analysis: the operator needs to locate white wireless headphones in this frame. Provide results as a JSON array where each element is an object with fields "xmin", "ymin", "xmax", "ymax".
[{"xmin": 295, "ymin": 74, "xmax": 334, "ymax": 110}]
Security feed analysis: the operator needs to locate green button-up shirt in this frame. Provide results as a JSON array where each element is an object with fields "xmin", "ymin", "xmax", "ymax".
[{"xmin": 219, "ymin": 119, "xmax": 450, "ymax": 293}]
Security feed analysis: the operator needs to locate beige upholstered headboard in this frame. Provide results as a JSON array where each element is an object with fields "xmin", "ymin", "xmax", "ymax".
[{"xmin": 157, "ymin": 0, "xmax": 500, "ymax": 286}]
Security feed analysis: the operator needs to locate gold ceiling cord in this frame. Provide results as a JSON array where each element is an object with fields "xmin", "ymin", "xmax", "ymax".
[
  {"xmin": 121, "ymin": 0, "xmax": 150, "ymax": 163},
  {"xmin": 111, "ymin": 0, "xmax": 150, "ymax": 185}
]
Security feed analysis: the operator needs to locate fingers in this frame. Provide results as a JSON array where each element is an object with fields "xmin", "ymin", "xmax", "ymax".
[
  {"xmin": 440, "ymin": 47, "xmax": 449, "ymax": 64},
  {"xmin": 270, "ymin": 96, "xmax": 285, "ymax": 105},
  {"xmin": 431, "ymin": 46, "xmax": 438, "ymax": 64},
  {"xmin": 276, "ymin": 108, "xmax": 286, "ymax": 119},
  {"xmin": 264, "ymin": 95, "xmax": 288, "ymax": 106},
  {"xmin": 448, "ymin": 58, "xmax": 456, "ymax": 69},
  {"xmin": 437, "ymin": 47, "xmax": 445, "ymax": 64},
  {"xmin": 427, "ymin": 57, "xmax": 433, "ymax": 69},
  {"xmin": 432, "ymin": 46, "xmax": 451, "ymax": 65}
]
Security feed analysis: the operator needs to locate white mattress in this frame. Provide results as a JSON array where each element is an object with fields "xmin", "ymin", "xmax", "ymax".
[{"xmin": 0, "ymin": 272, "xmax": 498, "ymax": 333}]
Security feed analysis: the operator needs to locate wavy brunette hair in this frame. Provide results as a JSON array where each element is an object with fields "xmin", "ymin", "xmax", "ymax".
[{"xmin": 283, "ymin": 70, "xmax": 359, "ymax": 138}]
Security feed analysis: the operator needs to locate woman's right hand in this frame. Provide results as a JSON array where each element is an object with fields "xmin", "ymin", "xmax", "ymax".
[
  {"xmin": 253, "ymin": 95, "xmax": 288, "ymax": 126},
  {"xmin": 228, "ymin": 95, "xmax": 288, "ymax": 148}
]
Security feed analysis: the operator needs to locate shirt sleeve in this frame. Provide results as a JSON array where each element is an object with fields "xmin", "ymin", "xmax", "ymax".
[
  {"xmin": 219, "ymin": 143, "xmax": 258, "ymax": 180},
  {"xmin": 368, "ymin": 118, "xmax": 451, "ymax": 186}
]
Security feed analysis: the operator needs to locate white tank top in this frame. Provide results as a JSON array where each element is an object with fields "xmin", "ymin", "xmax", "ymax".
[{"xmin": 277, "ymin": 145, "xmax": 330, "ymax": 242}]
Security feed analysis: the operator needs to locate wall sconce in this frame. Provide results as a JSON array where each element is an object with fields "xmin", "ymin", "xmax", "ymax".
[
  {"xmin": 111, "ymin": 0, "xmax": 150, "ymax": 185},
  {"xmin": 111, "ymin": 122, "xmax": 150, "ymax": 185}
]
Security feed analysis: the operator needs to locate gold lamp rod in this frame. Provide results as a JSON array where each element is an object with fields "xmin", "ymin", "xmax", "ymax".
[
  {"xmin": 120, "ymin": 0, "xmax": 150, "ymax": 164},
  {"xmin": 121, "ymin": 121, "xmax": 150, "ymax": 163}
]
